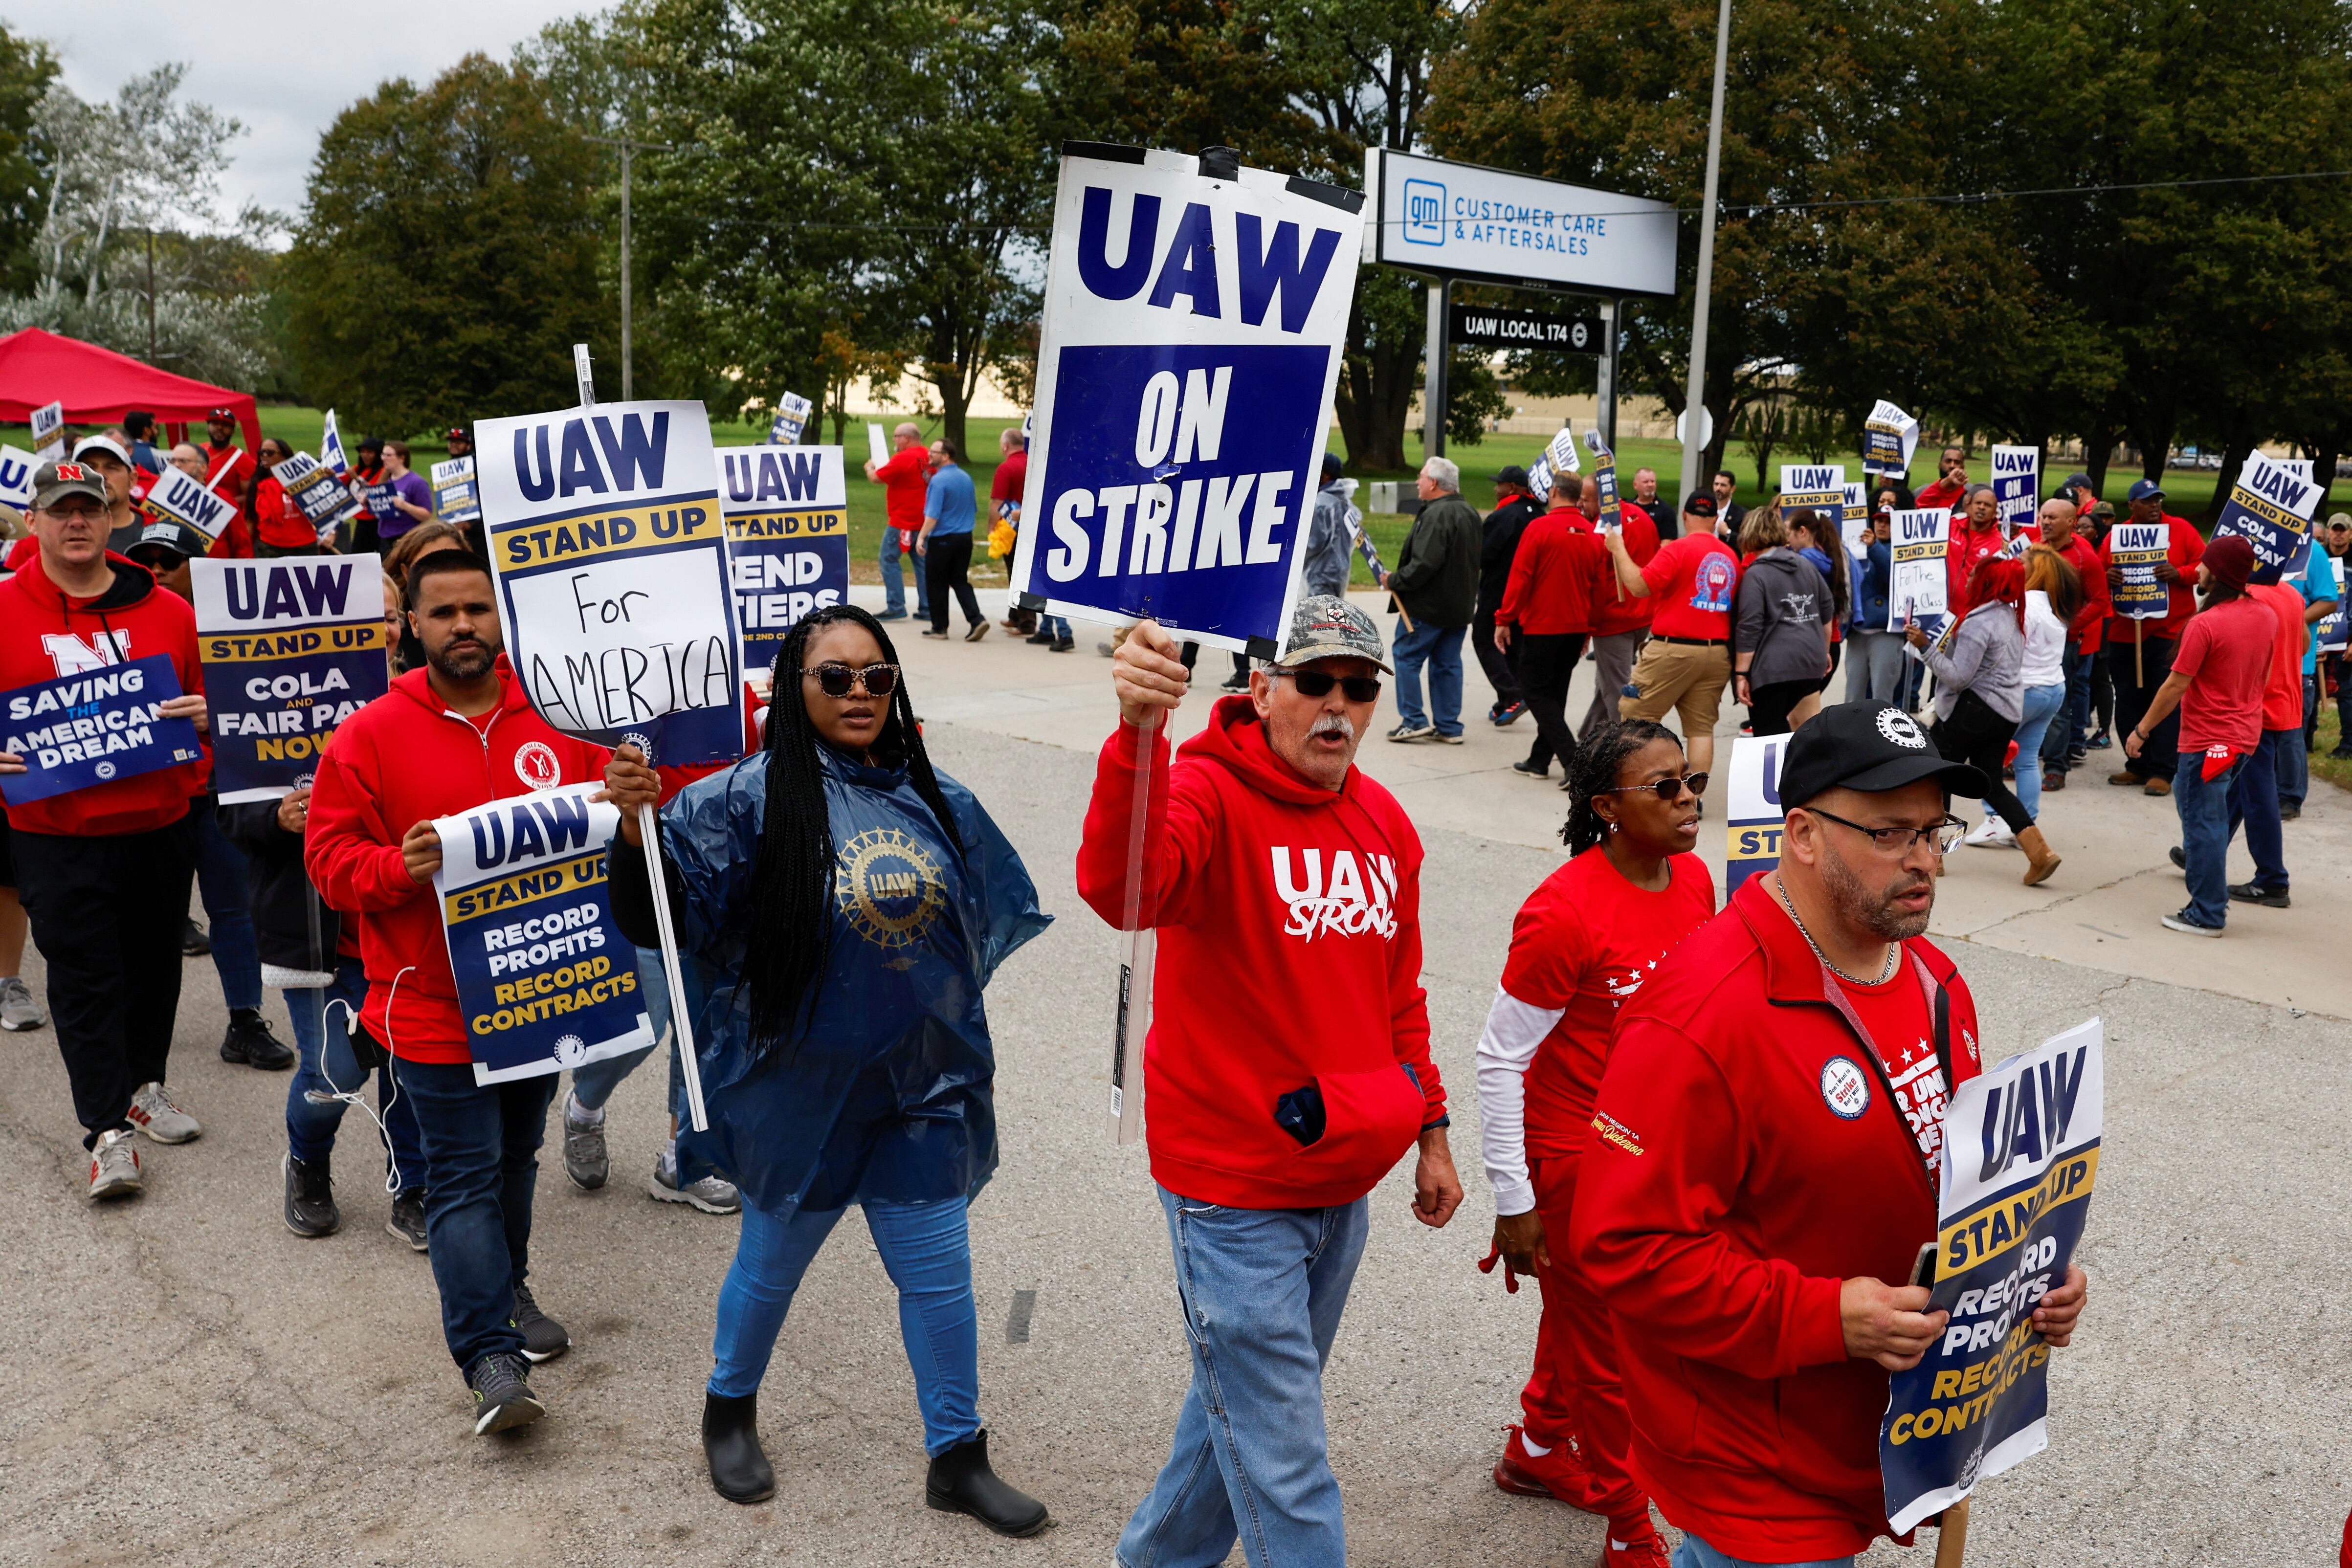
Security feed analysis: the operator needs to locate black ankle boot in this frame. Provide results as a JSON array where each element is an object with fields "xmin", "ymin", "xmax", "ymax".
[
  {"xmin": 925, "ymin": 1430, "xmax": 1049, "ymax": 1537},
  {"xmin": 701, "ymin": 1391, "xmax": 776, "ymax": 1503}
]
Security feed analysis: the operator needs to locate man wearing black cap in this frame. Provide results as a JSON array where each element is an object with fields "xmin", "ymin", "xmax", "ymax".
[
  {"xmin": 1473, "ymin": 464, "xmax": 1539, "ymax": 725},
  {"xmin": 202, "ymin": 408, "xmax": 250, "ymax": 506},
  {"xmin": 1575, "ymin": 701, "xmax": 2088, "ymax": 1566},
  {"xmin": 2100, "ymin": 477, "xmax": 2204, "ymax": 796}
]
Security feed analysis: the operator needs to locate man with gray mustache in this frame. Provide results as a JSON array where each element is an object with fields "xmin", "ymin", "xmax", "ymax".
[{"xmin": 1078, "ymin": 594, "xmax": 1463, "ymax": 1568}]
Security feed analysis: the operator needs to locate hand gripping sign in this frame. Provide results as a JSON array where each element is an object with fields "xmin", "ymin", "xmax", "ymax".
[
  {"xmin": 1010, "ymin": 142, "xmax": 1367, "ymax": 653},
  {"xmin": 0, "ymin": 656, "xmax": 206, "ymax": 807},
  {"xmin": 431, "ymin": 781, "xmax": 653, "ymax": 1085},
  {"xmin": 191, "ymin": 555, "xmax": 391, "ymax": 802},
  {"xmin": 718, "ymin": 443, "xmax": 849, "ymax": 683},
  {"xmin": 2211, "ymin": 450, "xmax": 2321, "ymax": 585},
  {"xmin": 1882, "ymin": 1019, "xmax": 2103, "ymax": 1535},
  {"xmin": 274, "ymin": 451, "xmax": 365, "ymax": 537}
]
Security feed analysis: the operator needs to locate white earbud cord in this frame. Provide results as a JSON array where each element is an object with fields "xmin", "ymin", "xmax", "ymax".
[{"xmin": 302, "ymin": 963, "xmax": 414, "ymax": 1196}]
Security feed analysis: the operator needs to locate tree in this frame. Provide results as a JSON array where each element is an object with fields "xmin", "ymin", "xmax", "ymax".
[
  {"xmin": 279, "ymin": 55, "xmax": 606, "ymax": 437},
  {"xmin": 0, "ymin": 26, "xmax": 55, "ymax": 293}
]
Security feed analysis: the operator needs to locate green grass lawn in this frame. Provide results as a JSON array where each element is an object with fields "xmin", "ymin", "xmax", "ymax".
[{"xmin": 2308, "ymin": 704, "xmax": 2352, "ymax": 796}]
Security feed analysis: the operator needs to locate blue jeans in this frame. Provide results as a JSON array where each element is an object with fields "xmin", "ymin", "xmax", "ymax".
[
  {"xmin": 1043, "ymin": 614, "xmax": 1071, "ymax": 641},
  {"xmin": 2224, "ymin": 729, "xmax": 2290, "ymax": 893},
  {"xmin": 878, "ymin": 530, "xmax": 929, "ymax": 617},
  {"xmin": 283, "ymin": 957, "xmax": 422, "ymax": 1185},
  {"xmin": 1118, "ymin": 1189, "xmax": 1369, "ymax": 1568},
  {"xmin": 2008, "ymin": 681, "xmax": 2066, "ymax": 820},
  {"xmin": 2042, "ymin": 645, "xmax": 2089, "ymax": 769},
  {"xmin": 710, "ymin": 1196, "xmax": 979, "ymax": 1455},
  {"xmin": 1673, "ymin": 1534, "xmax": 1854, "ymax": 1568},
  {"xmin": 2173, "ymin": 750, "xmax": 2247, "ymax": 929},
  {"xmin": 192, "ymin": 807, "xmax": 262, "ymax": 1012},
  {"xmin": 1391, "ymin": 619, "xmax": 1466, "ymax": 736},
  {"xmin": 568, "ymin": 946, "xmax": 682, "ymax": 1120},
  {"xmin": 391, "ymin": 1057, "xmax": 560, "ymax": 1372},
  {"xmin": 2280, "ymin": 683, "xmax": 2310, "ymax": 806}
]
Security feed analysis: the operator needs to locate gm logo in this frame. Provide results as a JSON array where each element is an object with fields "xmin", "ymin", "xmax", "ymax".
[{"xmin": 1403, "ymin": 178, "xmax": 1445, "ymax": 245}]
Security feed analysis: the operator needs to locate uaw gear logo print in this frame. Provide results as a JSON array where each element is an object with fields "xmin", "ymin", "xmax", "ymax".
[
  {"xmin": 1270, "ymin": 845, "xmax": 1398, "ymax": 941},
  {"xmin": 514, "ymin": 740, "xmax": 561, "ymax": 791},
  {"xmin": 837, "ymin": 827, "xmax": 946, "ymax": 951},
  {"xmin": 1877, "ymin": 708, "xmax": 1929, "ymax": 749}
]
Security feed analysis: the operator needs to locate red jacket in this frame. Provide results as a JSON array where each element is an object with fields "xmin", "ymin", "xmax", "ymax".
[
  {"xmin": 1498, "ymin": 506, "xmax": 1608, "ymax": 637},
  {"xmin": 2099, "ymin": 512, "xmax": 2205, "ymax": 643},
  {"xmin": 1946, "ymin": 520, "xmax": 2006, "ymax": 606},
  {"xmin": 1076, "ymin": 698, "xmax": 1445, "ymax": 1208},
  {"xmin": 1913, "ymin": 475, "xmax": 1967, "ymax": 514},
  {"xmin": 1572, "ymin": 875, "xmax": 1984, "ymax": 1560},
  {"xmin": 0, "ymin": 550, "xmax": 206, "ymax": 836},
  {"xmin": 874, "ymin": 445, "xmax": 930, "ymax": 534},
  {"xmin": 1590, "ymin": 502, "xmax": 1660, "ymax": 638},
  {"xmin": 304, "ymin": 662, "xmax": 611, "ymax": 1063},
  {"xmin": 2041, "ymin": 530, "xmax": 2109, "ymax": 653}
]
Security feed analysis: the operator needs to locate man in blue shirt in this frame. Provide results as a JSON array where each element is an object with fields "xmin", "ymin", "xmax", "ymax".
[{"xmin": 917, "ymin": 439, "xmax": 987, "ymax": 640}]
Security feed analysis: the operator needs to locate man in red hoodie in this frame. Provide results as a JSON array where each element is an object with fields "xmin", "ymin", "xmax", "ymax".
[
  {"xmin": 0, "ymin": 462, "xmax": 212, "ymax": 1199},
  {"xmin": 305, "ymin": 549, "xmax": 610, "ymax": 1434},
  {"xmin": 1573, "ymin": 703, "xmax": 2088, "ymax": 1565},
  {"xmin": 1496, "ymin": 474, "xmax": 1609, "ymax": 781},
  {"xmin": 1080, "ymin": 595, "xmax": 1462, "ymax": 1568},
  {"xmin": 1945, "ymin": 485, "xmax": 2007, "ymax": 610}
]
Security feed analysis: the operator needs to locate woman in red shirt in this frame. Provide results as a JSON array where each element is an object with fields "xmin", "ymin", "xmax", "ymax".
[{"xmin": 1476, "ymin": 719, "xmax": 1716, "ymax": 1568}]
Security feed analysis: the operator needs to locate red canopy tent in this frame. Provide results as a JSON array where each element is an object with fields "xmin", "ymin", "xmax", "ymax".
[{"xmin": 0, "ymin": 327, "xmax": 261, "ymax": 455}]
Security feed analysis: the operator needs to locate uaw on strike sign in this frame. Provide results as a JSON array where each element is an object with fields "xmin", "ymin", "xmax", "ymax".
[
  {"xmin": 190, "ymin": 554, "xmax": 391, "ymax": 802},
  {"xmin": 474, "ymin": 400, "xmax": 745, "ymax": 766},
  {"xmin": 718, "ymin": 443, "xmax": 849, "ymax": 679},
  {"xmin": 432, "ymin": 781, "xmax": 651, "ymax": 1084},
  {"xmin": 1881, "ymin": 1019, "xmax": 2102, "ymax": 1533},
  {"xmin": 1010, "ymin": 143, "xmax": 1366, "ymax": 652}
]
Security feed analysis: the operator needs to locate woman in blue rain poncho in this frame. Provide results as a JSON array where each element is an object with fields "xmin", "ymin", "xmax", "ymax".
[{"xmin": 601, "ymin": 603, "xmax": 1050, "ymax": 1531}]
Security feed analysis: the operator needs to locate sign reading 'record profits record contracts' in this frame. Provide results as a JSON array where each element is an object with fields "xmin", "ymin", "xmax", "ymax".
[
  {"xmin": 0, "ymin": 655, "xmax": 205, "ymax": 807},
  {"xmin": 1723, "ymin": 732, "xmax": 1792, "ymax": 899},
  {"xmin": 2211, "ymin": 450, "xmax": 2322, "ymax": 585},
  {"xmin": 2109, "ymin": 523, "xmax": 2170, "ymax": 619},
  {"xmin": 1365, "ymin": 148, "xmax": 1678, "ymax": 298},
  {"xmin": 190, "ymin": 554, "xmax": 391, "ymax": 803},
  {"xmin": 433, "ymin": 781, "xmax": 651, "ymax": 1085},
  {"xmin": 1882, "ymin": 1019, "xmax": 2103, "ymax": 1533},
  {"xmin": 432, "ymin": 455, "xmax": 482, "ymax": 525},
  {"xmin": 1011, "ymin": 144, "xmax": 1367, "ymax": 651},
  {"xmin": 719, "ymin": 443, "xmax": 849, "ymax": 677},
  {"xmin": 474, "ymin": 399, "xmax": 745, "ymax": 766}
]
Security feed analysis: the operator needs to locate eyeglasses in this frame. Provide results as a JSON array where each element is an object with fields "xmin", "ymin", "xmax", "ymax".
[
  {"xmin": 1804, "ymin": 806, "xmax": 1967, "ymax": 856},
  {"xmin": 1598, "ymin": 771, "xmax": 1709, "ymax": 802},
  {"xmin": 802, "ymin": 661, "xmax": 899, "ymax": 698},
  {"xmin": 1269, "ymin": 668, "xmax": 1383, "ymax": 702}
]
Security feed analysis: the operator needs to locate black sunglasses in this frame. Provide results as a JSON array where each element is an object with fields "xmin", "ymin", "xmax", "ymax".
[
  {"xmin": 802, "ymin": 661, "xmax": 899, "ymax": 698},
  {"xmin": 1271, "ymin": 668, "xmax": 1383, "ymax": 702},
  {"xmin": 1598, "ymin": 771, "xmax": 1709, "ymax": 802}
]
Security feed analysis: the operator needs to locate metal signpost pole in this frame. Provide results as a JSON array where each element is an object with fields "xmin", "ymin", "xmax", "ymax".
[
  {"xmin": 1423, "ymin": 277, "xmax": 1450, "ymax": 460},
  {"xmin": 1678, "ymin": 0, "xmax": 1734, "ymax": 502},
  {"xmin": 588, "ymin": 134, "xmax": 679, "ymax": 404},
  {"xmin": 1597, "ymin": 299, "xmax": 1620, "ymax": 453}
]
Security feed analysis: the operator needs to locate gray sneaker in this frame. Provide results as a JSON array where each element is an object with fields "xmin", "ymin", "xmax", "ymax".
[
  {"xmin": 651, "ymin": 1148, "xmax": 740, "ymax": 1215},
  {"xmin": 561, "ymin": 1095, "xmax": 609, "ymax": 1191},
  {"xmin": 0, "ymin": 976, "xmax": 44, "ymax": 1031},
  {"xmin": 88, "ymin": 1128, "xmax": 143, "ymax": 1200},
  {"xmin": 127, "ymin": 1082, "xmax": 200, "ymax": 1144}
]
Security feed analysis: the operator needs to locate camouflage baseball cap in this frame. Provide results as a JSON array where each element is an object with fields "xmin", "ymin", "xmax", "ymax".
[{"xmin": 1277, "ymin": 594, "xmax": 1391, "ymax": 673}]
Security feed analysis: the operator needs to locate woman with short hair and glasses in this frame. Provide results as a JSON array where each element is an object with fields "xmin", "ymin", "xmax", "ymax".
[
  {"xmin": 1469, "ymin": 719, "xmax": 1712, "ymax": 1568},
  {"xmin": 597, "ymin": 603, "xmax": 1052, "ymax": 1530}
]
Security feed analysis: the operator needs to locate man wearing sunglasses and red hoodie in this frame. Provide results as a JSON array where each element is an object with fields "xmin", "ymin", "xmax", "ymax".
[{"xmin": 1079, "ymin": 594, "xmax": 1463, "ymax": 1568}]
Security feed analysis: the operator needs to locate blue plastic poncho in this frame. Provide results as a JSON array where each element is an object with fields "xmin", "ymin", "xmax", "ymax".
[{"xmin": 660, "ymin": 745, "xmax": 1049, "ymax": 1215}]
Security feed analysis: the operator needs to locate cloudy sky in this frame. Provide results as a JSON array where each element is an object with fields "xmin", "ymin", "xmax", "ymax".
[{"xmin": 4, "ymin": 0, "xmax": 590, "ymax": 221}]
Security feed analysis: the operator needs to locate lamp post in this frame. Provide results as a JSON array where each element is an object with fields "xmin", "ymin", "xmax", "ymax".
[
  {"xmin": 588, "ymin": 134, "xmax": 677, "ymax": 401},
  {"xmin": 1677, "ymin": 0, "xmax": 1734, "ymax": 502}
]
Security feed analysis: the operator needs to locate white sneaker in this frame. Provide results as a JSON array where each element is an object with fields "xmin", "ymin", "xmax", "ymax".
[
  {"xmin": 88, "ymin": 1128, "xmax": 143, "ymax": 1199},
  {"xmin": 0, "ymin": 976, "xmax": 44, "ymax": 1031},
  {"xmin": 127, "ymin": 1082, "xmax": 201, "ymax": 1144},
  {"xmin": 1963, "ymin": 817, "xmax": 2015, "ymax": 849}
]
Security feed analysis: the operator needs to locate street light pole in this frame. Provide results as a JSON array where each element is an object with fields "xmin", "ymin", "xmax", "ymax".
[
  {"xmin": 1678, "ymin": 0, "xmax": 1734, "ymax": 504},
  {"xmin": 588, "ymin": 134, "xmax": 677, "ymax": 402}
]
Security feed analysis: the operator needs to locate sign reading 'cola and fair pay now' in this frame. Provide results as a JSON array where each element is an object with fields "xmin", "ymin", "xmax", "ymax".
[
  {"xmin": 472, "ymin": 400, "xmax": 746, "ymax": 766},
  {"xmin": 190, "ymin": 554, "xmax": 390, "ymax": 803}
]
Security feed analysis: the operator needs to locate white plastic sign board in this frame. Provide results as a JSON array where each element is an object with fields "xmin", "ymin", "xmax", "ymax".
[
  {"xmin": 29, "ymin": 399, "xmax": 63, "ymax": 461},
  {"xmin": 1890, "ymin": 508, "xmax": 1951, "ymax": 624},
  {"xmin": 1991, "ymin": 446, "xmax": 2038, "ymax": 537}
]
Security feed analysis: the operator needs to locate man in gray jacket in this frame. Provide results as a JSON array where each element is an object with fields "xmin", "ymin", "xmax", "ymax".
[
  {"xmin": 1301, "ymin": 452, "xmax": 1357, "ymax": 599},
  {"xmin": 1383, "ymin": 455, "xmax": 1482, "ymax": 742}
]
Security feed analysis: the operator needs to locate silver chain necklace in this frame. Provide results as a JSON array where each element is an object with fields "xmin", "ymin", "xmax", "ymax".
[{"xmin": 1775, "ymin": 879, "xmax": 1898, "ymax": 987}]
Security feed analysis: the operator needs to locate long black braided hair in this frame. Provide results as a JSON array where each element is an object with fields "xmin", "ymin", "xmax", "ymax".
[
  {"xmin": 743, "ymin": 604, "xmax": 966, "ymax": 1053},
  {"xmin": 1560, "ymin": 719, "xmax": 1683, "ymax": 854}
]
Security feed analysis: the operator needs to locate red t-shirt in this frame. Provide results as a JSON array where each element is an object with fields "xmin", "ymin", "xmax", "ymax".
[
  {"xmin": 1505, "ymin": 850, "xmax": 1715, "ymax": 1159},
  {"xmin": 1591, "ymin": 501, "xmax": 1661, "ymax": 637},
  {"xmin": 1497, "ymin": 506, "xmax": 1608, "ymax": 636},
  {"xmin": 2244, "ymin": 584, "xmax": 2304, "ymax": 732},
  {"xmin": 1641, "ymin": 531, "xmax": 1739, "ymax": 640},
  {"xmin": 2172, "ymin": 596, "xmax": 2275, "ymax": 753},
  {"xmin": 873, "ymin": 445, "xmax": 930, "ymax": 533},
  {"xmin": 1835, "ymin": 966, "xmax": 1952, "ymax": 1178},
  {"xmin": 989, "ymin": 449, "xmax": 1028, "ymax": 515}
]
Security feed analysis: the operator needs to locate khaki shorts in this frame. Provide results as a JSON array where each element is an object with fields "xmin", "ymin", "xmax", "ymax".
[{"xmin": 1620, "ymin": 639, "xmax": 1731, "ymax": 738}]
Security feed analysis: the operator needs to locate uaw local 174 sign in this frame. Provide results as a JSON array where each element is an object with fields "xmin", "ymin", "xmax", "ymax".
[
  {"xmin": 474, "ymin": 399, "xmax": 745, "ymax": 765},
  {"xmin": 146, "ymin": 464, "xmax": 241, "ymax": 550},
  {"xmin": 1009, "ymin": 143, "xmax": 1367, "ymax": 653},
  {"xmin": 432, "ymin": 780, "xmax": 651, "ymax": 1084},
  {"xmin": 1882, "ymin": 1019, "xmax": 2102, "ymax": 1533},
  {"xmin": 190, "ymin": 554, "xmax": 390, "ymax": 802},
  {"xmin": 719, "ymin": 444, "xmax": 849, "ymax": 680},
  {"xmin": 1723, "ymin": 732, "xmax": 1793, "ymax": 898},
  {"xmin": 2211, "ymin": 450, "xmax": 2321, "ymax": 584}
]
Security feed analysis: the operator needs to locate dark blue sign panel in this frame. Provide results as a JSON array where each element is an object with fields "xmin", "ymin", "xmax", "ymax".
[
  {"xmin": 0, "ymin": 655, "xmax": 204, "ymax": 806},
  {"xmin": 2212, "ymin": 451, "xmax": 2321, "ymax": 586},
  {"xmin": 718, "ymin": 444, "xmax": 850, "ymax": 680},
  {"xmin": 192, "ymin": 555, "xmax": 392, "ymax": 802}
]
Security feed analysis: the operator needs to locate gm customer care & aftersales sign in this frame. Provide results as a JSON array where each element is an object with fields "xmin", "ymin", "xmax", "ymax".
[
  {"xmin": 1364, "ymin": 149, "xmax": 1678, "ymax": 298},
  {"xmin": 1009, "ymin": 143, "xmax": 1366, "ymax": 652}
]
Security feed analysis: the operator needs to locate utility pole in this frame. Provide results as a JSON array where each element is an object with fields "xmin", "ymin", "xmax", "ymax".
[
  {"xmin": 1678, "ymin": 0, "xmax": 1734, "ymax": 502},
  {"xmin": 588, "ymin": 134, "xmax": 676, "ymax": 401},
  {"xmin": 145, "ymin": 227, "xmax": 157, "ymax": 363}
]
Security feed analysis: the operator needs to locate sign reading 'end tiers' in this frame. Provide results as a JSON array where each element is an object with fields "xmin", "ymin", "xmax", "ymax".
[{"xmin": 718, "ymin": 443, "xmax": 849, "ymax": 678}]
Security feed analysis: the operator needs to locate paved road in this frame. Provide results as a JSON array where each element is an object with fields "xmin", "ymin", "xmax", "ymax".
[{"xmin": 2, "ymin": 615, "xmax": 2343, "ymax": 1565}]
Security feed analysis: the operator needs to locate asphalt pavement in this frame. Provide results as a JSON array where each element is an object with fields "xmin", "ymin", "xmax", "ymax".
[{"xmin": 0, "ymin": 600, "xmax": 2344, "ymax": 1566}]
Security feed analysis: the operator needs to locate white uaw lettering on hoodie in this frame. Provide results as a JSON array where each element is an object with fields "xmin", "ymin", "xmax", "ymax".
[
  {"xmin": 1269, "ymin": 844, "xmax": 1398, "ymax": 940},
  {"xmin": 42, "ymin": 630, "xmax": 131, "ymax": 675}
]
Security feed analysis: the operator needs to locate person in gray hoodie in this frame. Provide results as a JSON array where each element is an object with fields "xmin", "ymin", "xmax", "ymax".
[
  {"xmin": 1302, "ymin": 452, "xmax": 1358, "ymax": 600},
  {"xmin": 1731, "ymin": 506, "xmax": 1830, "ymax": 735}
]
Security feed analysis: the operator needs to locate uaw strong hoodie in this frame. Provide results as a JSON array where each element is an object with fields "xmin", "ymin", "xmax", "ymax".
[
  {"xmin": 0, "ymin": 549, "xmax": 206, "ymax": 836},
  {"xmin": 1077, "ymin": 696, "xmax": 1446, "ymax": 1208},
  {"xmin": 304, "ymin": 662, "xmax": 609, "ymax": 1063}
]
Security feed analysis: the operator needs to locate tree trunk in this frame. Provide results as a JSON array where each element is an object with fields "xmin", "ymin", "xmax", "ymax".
[
  {"xmin": 2314, "ymin": 448, "xmax": 2340, "ymax": 512},
  {"xmin": 2082, "ymin": 420, "xmax": 2116, "ymax": 500},
  {"xmin": 1335, "ymin": 338, "xmax": 1415, "ymax": 472},
  {"xmin": 2204, "ymin": 439, "xmax": 2255, "ymax": 525}
]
